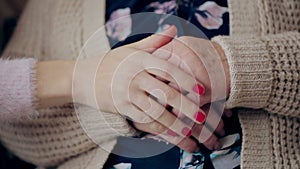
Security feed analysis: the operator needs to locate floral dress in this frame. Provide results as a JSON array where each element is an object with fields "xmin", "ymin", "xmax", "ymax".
[
  {"xmin": 105, "ymin": 0, "xmax": 229, "ymax": 47},
  {"xmin": 104, "ymin": 1, "xmax": 241, "ymax": 169}
]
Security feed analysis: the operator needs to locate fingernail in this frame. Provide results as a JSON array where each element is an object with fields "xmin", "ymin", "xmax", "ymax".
[
  {"xmin": 182, "ymin": 127, "xmax": 192, "ymax": 137},
  {"xmin": 194, "ymin": 111, "xmax": 206, "ymax": 123},
  {"xmin": 167, "ymin": 129, "xmax": 178, "ymax": 137},
  {"xmin": 193, "ymin": 84, "xmax": 205, "ymax": 95}
]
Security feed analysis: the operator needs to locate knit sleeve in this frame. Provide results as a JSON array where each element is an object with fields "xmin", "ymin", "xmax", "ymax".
[
  {"xmin": 0, "ymin": 58, "xmax": 37, "ymax": 120},
  {"xmin": 212, "ymin": 31, "xmax": 300, "ymax": 117}
]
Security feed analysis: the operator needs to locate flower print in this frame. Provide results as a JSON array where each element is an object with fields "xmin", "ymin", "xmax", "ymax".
[
  {"xmin": 179, "ymin": 150, "xmax": 205, "ymax": 169},
  {"xmin": 148, "ymin": 1, "xmax": 177, "ymax": 30},
  {"xmin": 112, "ymin": 163, "xmax": 132, "ymax": 169},
  {"xmin": 149, "ymin": 0, "xmax": 177, "ymax": 14},
  {"xmin": 182, "ymin": 151, "xmax": 193, "ymax": 166},
  {"xmin": 195, "ymin": 1, "xmax": 228, "ymax": 29},
  {"xmin": 106, "ymin": 8, "xmax": 132, "ymax": 41}
]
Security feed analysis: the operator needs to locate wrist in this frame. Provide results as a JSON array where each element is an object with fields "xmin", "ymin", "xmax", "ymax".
[
  {"xmin": 212, "ymin": 41, "xmax": 230, "ymax": 97},
  {"xmin": 72, "ymin": 57, "xmax": 116, "ymax": 111},
  {"xmin": 36, "ymin": 60, "xmax": 75, "ymax": 108}
]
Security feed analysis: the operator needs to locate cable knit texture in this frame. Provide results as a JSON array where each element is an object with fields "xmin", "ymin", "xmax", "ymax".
[
  {"xmin": 212, "ymin": 36, "xmax": 272, "ymax": 109},
  {"xmin": 0, "ymin": 58, "xmax": 37, "ymax": 120},
  {"xmin": 212, "ymin": 0, "xmax": 300, "ymax": 168},
  {"xmin": 0, "ymin": 0, "xmax": 299, "ymax": 168}
]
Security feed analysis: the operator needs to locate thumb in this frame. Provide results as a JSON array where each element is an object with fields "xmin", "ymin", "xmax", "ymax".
[{"xmin": 129, "ymin": 25, "xmax": 177, "ymax": 53}]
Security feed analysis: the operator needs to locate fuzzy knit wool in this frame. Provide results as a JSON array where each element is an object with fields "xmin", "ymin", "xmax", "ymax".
[
  {"xmin": 0, "ymin": 0, "xmax": 299, "ymax": 169},
  {"xmin": 0, "ymin": 58, "xmax": 37, "ymax": 120}
]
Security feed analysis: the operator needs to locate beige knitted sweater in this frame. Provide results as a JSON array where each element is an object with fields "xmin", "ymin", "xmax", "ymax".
[{"xmin": 1, "ymin": 0, "xmax": 299, "ymax": 168}]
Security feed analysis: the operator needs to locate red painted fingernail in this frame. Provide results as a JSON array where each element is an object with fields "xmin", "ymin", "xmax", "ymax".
[
  {"xmin": 193, "ymin": 84, "xmax": 205, "ymax": 95},
  {"xmin": 182, "ymin": 127, "xmax": 192, "ymax": 137},
  {"xmin": 195, "ymin": 111, "xmax": 206, "ymax": 123},
  {"xmin": 167, "ymin": 129, "xmax": 178, "ymax": 137}
]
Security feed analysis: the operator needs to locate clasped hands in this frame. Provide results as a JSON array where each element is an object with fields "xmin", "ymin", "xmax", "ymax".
[{"xmin": 76, "ymin": 26, "xmax": 231, "ymax": 152}]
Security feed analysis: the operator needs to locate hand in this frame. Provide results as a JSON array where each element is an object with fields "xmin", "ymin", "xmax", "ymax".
[
  {"xmin": 133, "ymin": 108, "xmax": 233, "ymax": 151},
  {"xmin": 153, "ymin": 36, "xmax": 230, "ymax": 105},
  {"xmin": 73, "ymin": 26, "xmax": 221, "ymax": 152},
  {"xmin": 150, "ymin": 35, "xmax": 231, "ymax": 149}
]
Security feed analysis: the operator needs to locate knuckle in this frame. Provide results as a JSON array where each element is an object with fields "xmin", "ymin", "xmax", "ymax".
[
  {"xmin": 164, "ymin": 87, "xmax": 178, "ymax": 101},
  {"xmin": 139, "ymin": 99, "xmax": 152, "ymax": 111},
  {"xmin": 129, "ymin": 91, "xmax": 140, "ymax": 103},
  {"xmin": 135, "ymin": 74, "xmax": 148, "ymax": 88},
  {"xmin": 149, "ymin": 122, "xmax": 165, "ymax": 133},
  {"xmin": 159, "ymin": 69, "xmax": 172, "ymax": 80},
  {"xmin": 146, "ymin": 104, "xmax": 164, "ymax": 120},
  {"xmin": 178, "ymin": 138, "xmax": 198, "ymax": 152},
  {"xmin": 141, "ymin": 115, "xmax": 153, "ymax": 123},
  {"xmin": 139, "ymin": 115, "xmax": 154, "ymax": 124}
]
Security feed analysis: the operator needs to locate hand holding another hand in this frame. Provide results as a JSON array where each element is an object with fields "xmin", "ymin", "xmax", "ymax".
[
  {"xmin": 74, "ymin": 26, "xmax": 225, "ymax": 152},
  {"xmin": 133, "ymin": 30, "xmax": 232, "ymax": 152}
]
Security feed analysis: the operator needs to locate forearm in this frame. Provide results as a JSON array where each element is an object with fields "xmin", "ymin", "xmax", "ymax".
[{"xmin": 36, "ymin": 60, "xmax": 75, "ymax": 108}]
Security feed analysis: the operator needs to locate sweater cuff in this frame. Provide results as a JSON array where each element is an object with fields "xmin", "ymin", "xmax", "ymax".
[
  {"xmin": 212, "ymin": 36, "xmax": 272, "ymax": 109},
  {"xmin": 0, "ymin": 58, "xmax": 37, "ymax": 120}
]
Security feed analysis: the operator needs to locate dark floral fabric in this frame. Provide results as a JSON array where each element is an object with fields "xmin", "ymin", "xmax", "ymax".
[{"xmin": 105, "ymin": 0, "xmax": 229, "ymax": 48}]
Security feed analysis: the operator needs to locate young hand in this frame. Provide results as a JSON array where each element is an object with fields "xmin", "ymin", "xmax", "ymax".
[
  {"xmin": 73, "ymin": 26, "xmax": 221, "ymax": 152},
  {"xmin": 151, "ymin": 35, "xmax": 231, "ymax": 148},
  {"xmin": 153, "ymin": 36, "xmax": 230, "ymax": 105}
]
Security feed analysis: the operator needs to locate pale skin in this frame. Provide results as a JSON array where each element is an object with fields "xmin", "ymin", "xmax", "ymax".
[{"xmin": 36, "ymin": 26, "xmax": 230, "ymax": 152}]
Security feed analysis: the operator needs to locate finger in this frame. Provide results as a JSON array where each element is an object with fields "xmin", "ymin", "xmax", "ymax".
[
  {"xmin": 152, "ymin": 38, "xmax": 211, "ymax": 106},
  {"xmin": 133, "ymin": 122, "xmax": 199, "ymax": 152},
  {"xmin": 141, "ymin": 55, "xmax": 205, "ymax": 97},
  {"xmin": 169, "ymin": 81, "xmax": 209, "ymax": 107},
  {"xmin": 137, "ymin": 73, "xmax": 207, "ymax": 125},
  {"xmin": 176, "ymin": 37, "xmax": 227, "ymax": 102},
  {"xmin": 192, "ymin": 124, "xmax": 221, "ymax": 150},
  {"xmin": 202, "ymin": 104, "xmax": 225, "ymax": 137},
  {"xmin": 152, "ymin": 42, "xmax": 174, "ymax": 61},
  {"xmin": 131, "ymin": 91, "xmax": 194, "ymax": 138},
  {"xmin": 129, "ymin": 25, "xmax": 178, "ymax": 53},
  {"xmin": 117, "ymin": 101, "xmax": 154, "ymax": 124},
  {"xmin": 176, "ymin": 108, "xmax": 222, "ymax": 150}
]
